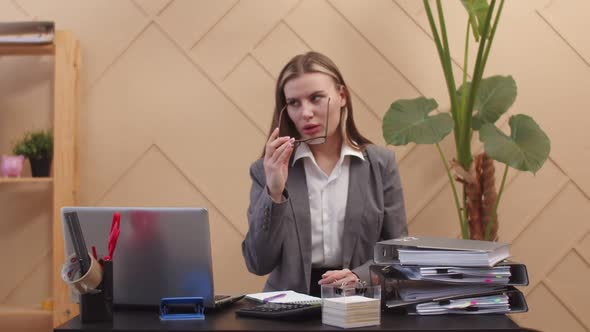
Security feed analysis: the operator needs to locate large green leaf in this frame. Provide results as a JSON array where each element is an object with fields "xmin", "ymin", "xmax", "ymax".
[
  {"xmin": 472, "ymin": 75, "xmax": 517, "ymax": 129},
  {"xmin": 479, "ymin": 114, "xmax": 550, "ymax": 173},
  {"xmin": 461, "ymin": 0, "xmax": 489, "ymax": 40},
  {"xmin": 383, "ymin": 97, "xmax": 453, "ymax": 145}
]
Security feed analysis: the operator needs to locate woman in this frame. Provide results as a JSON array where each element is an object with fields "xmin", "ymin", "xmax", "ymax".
[{"xmin": 242, "ymin": 51, "xmax": 407, "ymax": 297}]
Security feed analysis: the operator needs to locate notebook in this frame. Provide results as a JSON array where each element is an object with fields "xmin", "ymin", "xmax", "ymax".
[{"xmin": 245, "ymin": 290, "xmax": 321, "ymax": 304}]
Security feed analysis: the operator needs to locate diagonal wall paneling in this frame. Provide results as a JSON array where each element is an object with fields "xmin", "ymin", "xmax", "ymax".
[{"xmin": 1, "ymin": 1, "xmax": 589, "ymax": 330}]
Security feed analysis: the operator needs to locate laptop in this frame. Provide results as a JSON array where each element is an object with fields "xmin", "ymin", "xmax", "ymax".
[{"xmin": 60, "ymin": 206, "xmax": 243, "ymax": 309}]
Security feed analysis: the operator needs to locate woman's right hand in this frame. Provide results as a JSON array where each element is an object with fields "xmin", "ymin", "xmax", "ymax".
[{"xmin": 264, "ymin": 128, "xmax": 295, "ymax": 202}]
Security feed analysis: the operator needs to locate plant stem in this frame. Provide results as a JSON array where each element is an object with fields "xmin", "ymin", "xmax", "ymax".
[
  {"xmin": 460, "ymin": 19, "xmax": 470, "ymax": 116},
  {"xmin": 461, "ymin": 0, "xmax": 497, "ymax": 170},
  {"xmin": 436, "ymin": 0, "xmax": 458, "ymax": 113},
  {"xmin": 463, "ymin": 187, "xmax": 469, "ymax": 239},
  {"xmin": 485, "ymin": 164, "xmax": 508, "ymax": 240},
  {"xmin": 424, "ymin": 0, "xmax": 458, "ymax": 122},
  {"xmin": 481, "ymin": 0, "xmax": 505, "ymax": 73},
  {"xmin": 436, "ymin": 143, "xmax": 466, "ymax": 238}
]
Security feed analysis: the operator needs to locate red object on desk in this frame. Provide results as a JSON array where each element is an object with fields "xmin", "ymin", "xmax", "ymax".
[{"xmin": 103, "ymin": 212, "xmax": 120, "ymax": 261}]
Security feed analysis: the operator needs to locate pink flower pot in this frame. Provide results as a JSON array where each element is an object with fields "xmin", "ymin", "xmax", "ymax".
[{"xmin": 1, "ymin": 155, "xmax": 25, "ymax": 177}]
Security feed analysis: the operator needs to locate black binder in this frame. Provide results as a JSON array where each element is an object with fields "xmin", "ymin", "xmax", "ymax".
[
  {"xmin": 395, "ymin": 287, "xmax": 528, "ymax": 315},
  {"xmin": 369, "ymin": 263, "xmax": 529, "ymax": 315},
  {"xmin": 370, "ymin": 260, "xmax": 529, "ymax": 286}
]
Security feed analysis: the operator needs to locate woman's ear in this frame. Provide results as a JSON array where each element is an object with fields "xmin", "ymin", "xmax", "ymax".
[{"xmin": 338, "ymin": 85, "xmax": 347, "ymax": 108}]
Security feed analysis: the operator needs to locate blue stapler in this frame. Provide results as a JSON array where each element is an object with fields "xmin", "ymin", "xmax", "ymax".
[{"xmin": 160, "ymin": 297, "xmax": 205, "ymax": 321}]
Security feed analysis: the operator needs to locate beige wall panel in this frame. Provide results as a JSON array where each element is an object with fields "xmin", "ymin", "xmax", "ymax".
[
  {"xmin": 1, "ymin": 1, "xmax": 589, "ymax": 330},
  {"xmin": 513, "ymin": 283, "xmax": 587, "ymax": 332},
  {"xmin": 397, "ymin": 137, "xmax": 455, "ymax": 221},
  {"xmin": 285, "ymin": 0, "xmax": 419, "ymax": 117},
  {"xmin": 579, "ymin": 232, "xmax": 590, "ymax": 264},
  {"xmin": 409, "ymin": 183, "xmax": 462, "ymax": 239},
  {"xmin": 394, "ymin": 0, "xmax": 423, "ymax": 18},
  {"xmin": 252, "ymin": 22, "xmax": 310, "ymax": 77},
  {"xmin": 3, "ymin": 257, "xmax": 51, "ymax": 308},
  {"xmin": 329, "ymin": 0, "xmax": 450, "ymax": 104},
  {"xmin": 540, "ymin": 0, "xmax": 590, "ymax": 64},
  {"xmin": 191, "ymin": 0, "xmax": 299, "ymax": 81},
  {"xmin": 510, "ymin": 183, "xmax": 590, "ymax": 290},
  {"xmin": 0, "ymin": 1, "xmax": 28, "ymax": 20},
  {"xmin": 97, "ymin": 145, "xmax": 265, "ymax": 294},
  {"xmin": 134, "ymin": 0, "xmax": 171, "ymax": 16},
  {"xmin": 18, "ymin": 0, "xmax": 149, "ymax": 90},
  {"xmin": 221, "ymin": 55, "xmax": 275, "ymax": 132},
  {"xmin": 157, "ymin": 0, "xmax": 238, "ymax": 50},
  {"xmin": 497, "ymin": 160, "xmax": 568, "ymax": 242},
  {"xmin": 394, "ymin": 0, "xmax": 480, "ymax": 66},
  {"xmin": 0, "ymin": 187, "xmax": 51, "ymax": 306},
  {"xmin": 81, "ymin": 25, "xmax": 262, "ymax": 235},
  {"xmin": 347, "ymin": 91, "xmax": 387, "ymax": 147},
  {"xmin": 546, "ymin": 252, "xmax": 590, "ymax": 329}
]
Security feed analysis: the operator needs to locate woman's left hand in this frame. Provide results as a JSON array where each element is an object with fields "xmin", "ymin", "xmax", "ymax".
[{"xmin": 318, "ymin": 268, "xmax": 360, "ymax": 286}]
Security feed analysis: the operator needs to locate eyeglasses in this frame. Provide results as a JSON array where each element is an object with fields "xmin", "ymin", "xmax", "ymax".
[{"xmin": 278, "ymin": 97, "xmax": 330, "ymax": 147}]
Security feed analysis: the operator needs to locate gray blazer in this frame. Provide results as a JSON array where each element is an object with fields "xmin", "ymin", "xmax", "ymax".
[{"xmin": 242, "ymin": 144, "xmax": 407, "ymax": 293}]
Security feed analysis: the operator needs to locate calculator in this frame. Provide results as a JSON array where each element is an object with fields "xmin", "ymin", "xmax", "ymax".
[{"xmin": 235, "ymin": 303, "xmax": 321, "ymax": 320}]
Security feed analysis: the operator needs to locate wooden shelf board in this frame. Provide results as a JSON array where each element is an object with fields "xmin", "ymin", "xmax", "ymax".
[
  {"xmin": 0, "ymin": 305, "xmax": 52, "ymax": 329},
  {"xmin": 0, "ymin": 305, "xmax": 51, "ymax": 315},
  {"xmin": 0, "ymin": 43, "xmax": 54, "ymax": 55},
  {"xmin": 0, "ymin": 177, "xmax": 53, "ymax": 184}
]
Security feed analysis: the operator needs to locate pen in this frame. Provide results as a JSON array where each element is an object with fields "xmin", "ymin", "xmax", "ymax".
[
  {"xmin": 103, "ymin": 212, "xmax": 121, "ymax": 261},
  {"xmin": 262, "ymin": 293, "xmax": 287, "ymax": 303}
]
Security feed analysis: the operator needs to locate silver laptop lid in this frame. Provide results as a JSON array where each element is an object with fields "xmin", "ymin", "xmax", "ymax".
[{"xmin": 61, "ymin": 207, "xmax": 215, "ymax": 308}]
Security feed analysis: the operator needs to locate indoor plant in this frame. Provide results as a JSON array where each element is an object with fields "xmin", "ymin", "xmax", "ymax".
[
  {"xmin": 382, "ymin": 0, "xmax": 550, "ymax": 241},
  {"xmin": 12, "ymin": 129, "xmax": 53, "ymax": 177}
]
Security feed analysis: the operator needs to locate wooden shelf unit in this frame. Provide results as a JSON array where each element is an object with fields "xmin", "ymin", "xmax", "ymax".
[
  {"xmin": 0, "ymin": 43, "xmax": 54, "ymax": 56},
  {"xmin": 0, "ymin": 177, "xmax": 53, "ymax": 184},
  {"xmin": 0, "ymin": 31, "xmax": 80, "ymax": 328}
]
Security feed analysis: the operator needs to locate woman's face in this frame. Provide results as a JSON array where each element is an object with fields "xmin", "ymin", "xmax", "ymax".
[{"xmin": 282, "ymin": 72, "xmax": 346, "ymax": 142}]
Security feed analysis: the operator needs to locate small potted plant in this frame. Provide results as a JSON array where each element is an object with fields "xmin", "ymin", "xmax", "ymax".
[{"xmin": 12, "ymin": 129, "xmax": 53, "ymax": 177}]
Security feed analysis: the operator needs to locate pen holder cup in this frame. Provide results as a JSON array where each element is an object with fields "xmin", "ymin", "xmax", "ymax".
[
  {"xmin": 321, "ymin": 283, "xmax": 381, "ymax": 328},
  {"xmin": 80, "ymin": 260, "xmax": 113, "ymax": 323}
]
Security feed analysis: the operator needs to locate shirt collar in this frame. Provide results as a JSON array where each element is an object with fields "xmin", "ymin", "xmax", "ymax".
[{"xmin": 292, "ymin": 141, "xmax": 365, "ymax": 166}]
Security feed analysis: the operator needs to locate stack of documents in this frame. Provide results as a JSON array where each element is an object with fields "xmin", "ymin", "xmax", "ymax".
[
  {"xmin": 375, "ymin": 236, "xmax": 510, "ymax": 267},
  {"xmin": 415, "ymin": 294, "xmax": 510, "ymax": 315},
  {"xmin": 398, "ymin": 282, "xmax": 507, "ymax": 302},
  {"xmin": 370, "ymin": 236, "xmax": 529, "ymax": 315},
  {"xmin": 322, "ymin": 295, "xmax": 380, "ymax": 328},
  {"xmin": 389, "ymin": 264, "xmax": 513, "ymax": 284},
  {"xmin": 0, "ymin": 21, "xmax": 54, "ymax": 44}
]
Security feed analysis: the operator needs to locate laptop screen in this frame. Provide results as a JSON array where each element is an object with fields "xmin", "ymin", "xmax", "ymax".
[{"xmin": 61, "ymin": 207, "xmax": 216, "ymax": 308}]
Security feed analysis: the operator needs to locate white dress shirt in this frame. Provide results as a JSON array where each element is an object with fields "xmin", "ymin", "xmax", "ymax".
[{"xmin": 292, "ymin": 142, "xmax": 365, "ymax": 268}]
